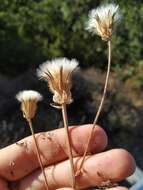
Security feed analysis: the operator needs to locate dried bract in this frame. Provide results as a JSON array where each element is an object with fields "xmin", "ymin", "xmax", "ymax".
[
  {"xmin": 16, "ymin": 90, "xmax": 42, "ymax": 120},
  {"xmin": 86, "ymin": 3, "xmax": 120, "ymax": 41},
  {"xmin": 37, "ymin": 57, "xmax": 78, "ymax": 106}
]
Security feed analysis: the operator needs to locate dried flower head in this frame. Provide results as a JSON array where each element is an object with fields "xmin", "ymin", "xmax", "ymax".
[
  {"xmin": 16, "ymin": 90, "xmax": 42, "ymax": 120},
  {"xmin": 37, "ymin": 57, "xmax": 78, "ymax": 106},
  {"xmin": 86, "ymin": 3, "xmax": 120, "ymax": 41}
]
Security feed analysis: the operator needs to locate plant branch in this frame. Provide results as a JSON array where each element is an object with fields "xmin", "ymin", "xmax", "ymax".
[
  {"xmin": 61, "ymin": 103, "xmax": 76, "ymax": 189},
  {"xmin": 77, "ymin": 40, "xmax": 112, "ymax": 174},
  {"xmin": 28, "ymin": 119, "xmax": 49, "ymax": 190}
]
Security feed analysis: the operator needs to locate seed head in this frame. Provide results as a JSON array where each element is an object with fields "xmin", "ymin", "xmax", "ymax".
[
  {"xmin": 16, "ymin": 90, "xmax": 43, "ymax": 120},
  {"xmin": 86, "ymin": 3, "xmax": 120, "ymax": 41},
  {"xmin": 37, "ymin": 57, "xmax": 78, "ymax": 106}
]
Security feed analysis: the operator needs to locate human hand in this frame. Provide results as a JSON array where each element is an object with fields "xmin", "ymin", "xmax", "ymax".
[{"xmin": 0, "ymin": 124, "xmax": 135, "ymax": 190}]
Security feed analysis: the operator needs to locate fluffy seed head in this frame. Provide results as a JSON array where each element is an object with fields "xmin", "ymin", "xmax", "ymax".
[
  {"xmin": 86, "ymin": 3, "xmax": 120, "ymax": 41},
  {"xmin": 37, "ymin": 57, "xmax": 78, "ymax": 106},
  {"xmin": 16, "ymin": 90, "xmax": 42, "ymax": 120}
]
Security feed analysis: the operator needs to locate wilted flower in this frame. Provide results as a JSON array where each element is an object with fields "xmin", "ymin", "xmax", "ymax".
[
  {"xmin": 86, "ymin": 3, "xmax": 120, "ymax": 41},
  {"xmin": 37, "ymin": 57, "xmax": 78, "ymax": 106},
  {"xmin": 16, "ymin": 90, "xmax": 42, "ymax": 120}
]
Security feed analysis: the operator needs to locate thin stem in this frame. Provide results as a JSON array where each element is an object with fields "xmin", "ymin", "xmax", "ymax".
[
  {"xmin": 77, "ymin": 40, "xmax": 112, "ymax": 173},
  {"xmin": 61, "ymin": 104, "xmax": 76, "ymax": 189},
  {"xmin": 28, "ymin": 119, "xmax": 49, "ymax": 190}
]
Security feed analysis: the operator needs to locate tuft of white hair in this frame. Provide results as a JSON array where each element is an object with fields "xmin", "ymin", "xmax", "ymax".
[
  {"xmin": 37, "ymin": 57, "xmax": 79, "ymax": 80},
  {"xmin": 16, "ymin": 90, "xmax": 43, "ymax": 102},
  {"xmin": 86, "ymin": 3, "xmax": 121, "ymax": 34}
]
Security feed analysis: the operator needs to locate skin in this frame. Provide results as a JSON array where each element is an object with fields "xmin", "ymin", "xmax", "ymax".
[{"xmin": 0, "ymin": 124, "xmax": 135, "ymax": 190}]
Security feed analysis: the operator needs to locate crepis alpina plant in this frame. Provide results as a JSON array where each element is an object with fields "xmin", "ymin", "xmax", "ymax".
[
  {"xmin": 86, "ymin": 3, "xmax": 120, "ymax": 41},
  {"xmin": 77, "ymin": 3, "xmax": 121, "ymax": 174},
  {"xmin": 37, "ymin": 57, "xmax": 79, "ymax": 189},
  {"xmin": 16, "ymin": 90, "xmax": 49, "ymax": 190},
  {"xmin": 15, "ymin": 3, "xmax": 121, "ymax": 189}
]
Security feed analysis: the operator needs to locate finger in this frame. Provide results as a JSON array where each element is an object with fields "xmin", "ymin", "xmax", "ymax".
[
  {"xmin": 0, "ymin": 124, "xmax": 107, "ymax": 181},
  {"xmin": 11, "ymin": 149, "xmax": 135, "ymax": 190}
]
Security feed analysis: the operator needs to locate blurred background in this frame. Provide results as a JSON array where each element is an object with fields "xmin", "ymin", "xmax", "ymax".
[{"xmin": 0, "ymin": 0, "xmax": 143, "ymax": 186}]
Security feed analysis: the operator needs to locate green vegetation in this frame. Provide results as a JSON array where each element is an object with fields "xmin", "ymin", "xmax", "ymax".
[{"xmin": 0, "ymin": 0, "xmax": 143, "ymax": 76}]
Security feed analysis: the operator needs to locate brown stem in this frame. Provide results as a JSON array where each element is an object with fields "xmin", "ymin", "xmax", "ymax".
[
  {"xmin": 28, "ymin": 119, "xmax": 49, "ymax": 190},
  {"xmin": 61, "ymin": 104, "xmax": 76, "ymax": 189},
  {"xmin": 77, "ymin": 40, "xmax": 112, "ymax": 174}
]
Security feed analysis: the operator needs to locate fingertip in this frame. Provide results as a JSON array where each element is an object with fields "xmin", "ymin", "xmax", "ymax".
[
  {"xmin": 93, "ymin": 124, "xmax": 108, "ymax": 152},
  {"xmin": 70, "ymin": 124, "xmax": 108, "ymax": 155},
  {"xmin": 82, "ymin": 148, "xmax": 136, "ymax": 185},
  {"xmin": 114, "ymin": 149, "xmax": 136, "ymax": 178},
  {"xmin": 88, "ymin": 124, "xmax": 108, "ymax": 153}
]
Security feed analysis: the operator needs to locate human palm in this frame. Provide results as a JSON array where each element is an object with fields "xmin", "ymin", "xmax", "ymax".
[{"xmin": 0, "ymin": 124, "xmax": 135, "ymax": 190}]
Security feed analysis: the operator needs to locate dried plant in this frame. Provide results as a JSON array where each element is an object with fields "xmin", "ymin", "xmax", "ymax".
[
  {"xmin": 77, "ymin": 3, "xmax": 121, "ymax": 174},
  {"xmin": 12, "ymin": 3, "xmax": 122, "ymax": 189},
  {"xmin": 86, "ymin": 3, "xmax": 120, "ymax": 41},
  {"xmin": 37, "ymin": 57, "xmax": 79, "ymax": 189},
  {"xmin": 16, "ymin": 90, "xmax": 49, "ymax": 190}
]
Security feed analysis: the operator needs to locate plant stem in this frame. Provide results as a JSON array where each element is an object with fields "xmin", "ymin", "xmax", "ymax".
[
  {"xmin": 61, "ymin": 103, "xmax": 76, "ymax": 189},
  {"xmin": 28, "ymin": 119, "xmax": 49, "ymax": 190},
  {"xmin": 77, "ymin": 40, "xmax": 112, "ymax": 174}
]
